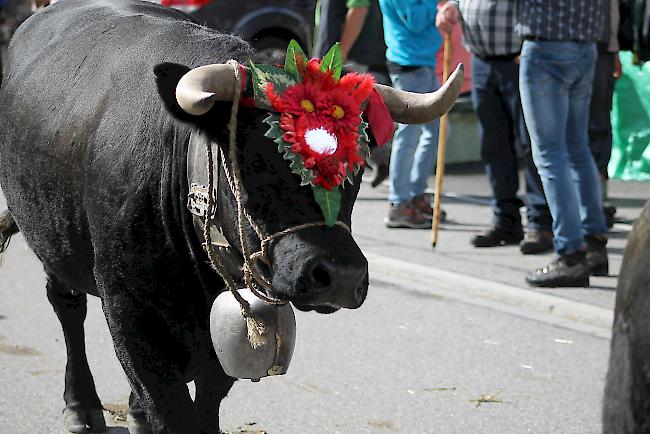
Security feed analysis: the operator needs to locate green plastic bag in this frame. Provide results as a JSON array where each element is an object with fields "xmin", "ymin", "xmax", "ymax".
[{"xmin": 610, "ymin": 51, "xmax": 650, "ymax": 180}]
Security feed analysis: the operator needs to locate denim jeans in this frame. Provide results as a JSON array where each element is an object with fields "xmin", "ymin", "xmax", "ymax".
[
  {"xmin": 520, "ymin": 41, "xmax": 607, "ymax": 255},
  {"xmin": 588, "ymin": 47, "xmax": 616, "ymax": 178},
  {"xmin": 388, "ymin": 66, "xmax": 440, "ymax": 204},
  {"xmin": 471, "ymin": 55, "xmax": 552, "ymax": 231}
]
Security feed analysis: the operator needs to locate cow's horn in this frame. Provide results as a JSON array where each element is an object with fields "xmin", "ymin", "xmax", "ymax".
[
  {"xmin": 176, "ymin": 64, "xmax": 238, "ymax": 116},
  {"xmin": 375, "ymin": 64, "xmax": 464, "ymax": 124}
]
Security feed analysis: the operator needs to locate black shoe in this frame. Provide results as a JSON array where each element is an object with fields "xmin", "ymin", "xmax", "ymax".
[
  {"xmin": 519, "ymin": 229, "xmax": 554, "ymax": 255},
  {"xmin": 585, "ymin": 235, "xmax": 608, "ymax": 276},
  {"xmin": 471, "ymin": 225, "xmax": 523, "ymax": 248},
  {"xmin": 526, "ymin": 251, "xmax": 590, "ymax": 287}
]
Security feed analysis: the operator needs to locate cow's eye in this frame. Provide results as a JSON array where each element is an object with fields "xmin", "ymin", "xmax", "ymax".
[{"xmin": 331, "ymin": 105, "xmax": 344, "ymax": 119}]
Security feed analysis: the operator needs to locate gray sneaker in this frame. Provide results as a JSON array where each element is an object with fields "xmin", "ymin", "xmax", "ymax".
[{"xmin": 385, "ymin": 202, "xmax": 432, "ymax": 229}]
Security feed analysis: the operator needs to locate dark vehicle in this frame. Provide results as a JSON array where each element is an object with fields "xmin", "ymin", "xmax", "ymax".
[{"xmin": 161, "ymin": 0, "xmax": 316, "ymax": 58}]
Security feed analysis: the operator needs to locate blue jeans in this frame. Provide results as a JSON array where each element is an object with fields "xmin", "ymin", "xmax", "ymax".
[
  {"xmin": 388, "ymin": 66, "xmax": 440, "ymax": 204},
  {"xmin": 589, "ymin": 47, "xmax": 616, "ymax": 178},
  {"xmin": 520, "ymin": 41, "xmax": 607, "ymax": 255},
  {"xmin": 471, "ymin": 55, "xmax": 551, "ymax": 231}
]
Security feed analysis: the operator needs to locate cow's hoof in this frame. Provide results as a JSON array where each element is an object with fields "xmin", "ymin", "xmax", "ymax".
[
  {"xmin": 128, "ymin": 414, "xmax": 152, "ymax": 434},
  {"xmin": 63, "ymin": 408, "xmax": 89, "ymax": 433},
  {"xmin": 63, "ymin": 408, "xmax": 107, "ymax": 433},
  {"xmin": 88, "ymin": 409, "xmax": 107, "ymax": 432}
]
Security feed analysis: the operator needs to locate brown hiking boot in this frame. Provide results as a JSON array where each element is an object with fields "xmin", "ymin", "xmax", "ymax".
[
  {"xmin": 519, "ymin": 229, "xmax": 554, "ymax": 255},
  {"xmin": 385, "ymin": 202, "xmax": 432, "ymax": 229},
  {"xmin": 585, "ymin": 235, "xmax": 608, "ymax": 276},
  {"xmin": 411, "ymin": 194, "xmax": 446, "ymax": 222}
]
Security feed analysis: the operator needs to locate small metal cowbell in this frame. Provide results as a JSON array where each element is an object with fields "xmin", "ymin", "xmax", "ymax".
[{"xmin": 209, "ymin": 287, "xmax": 296, "ymax": 382}]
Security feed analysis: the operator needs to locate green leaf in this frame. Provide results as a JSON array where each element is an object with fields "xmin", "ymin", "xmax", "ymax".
[
  {"xmin": 289, "ymin": 155, "xmax": 303, "ymax": 171},
  {"xmin": 264, "ymin": 112, "xmax": 279, "ymax": 124},
  {"xmin": 250, "ymin": 63, "xmax": 297, "ymax": 105},
  {"xmin": 298, "ymin": 169, "xmax": 313, "ymax": 185},
  {"xmin": 346, "ymin": 168, "xmax": 355, "ymax": 184},
  {"xmin": 265, "ymin": 122, "xmax": 282, "ymax": 139},
  {"xmin": 312, "ymin": 186, "xmax": 341, "ymax": 226},
  {"xmin": 263, "ymin": 113, "xmax": 282, "ymax": 139},
  {"xmin": 358, "ymin": 118, "xmax": 369, "ymax": 142},
  {"xmin": 320, "ymin": 43, "xmax": 343, "ymax": 81},
  {"xmin": 285, "ymin": 39, "xmax": 307, "ymax": 81}
]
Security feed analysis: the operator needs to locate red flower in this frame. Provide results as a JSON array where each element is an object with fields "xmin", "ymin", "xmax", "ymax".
[{"xmin": 266, "ymin": 60, "xmax": 375, "ymax": 190}]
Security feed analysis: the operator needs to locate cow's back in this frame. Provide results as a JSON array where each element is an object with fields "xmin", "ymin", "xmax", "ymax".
[{"xmin": 0, "ymin": 0, "xmax": 252, "ymax": 293}]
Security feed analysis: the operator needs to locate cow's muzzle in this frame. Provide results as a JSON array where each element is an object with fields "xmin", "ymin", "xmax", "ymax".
[
  {"xmin": 291, "ymin": 258, "xmax": 369, "ymax": 313},
  {"xmin": 267, "ymin": 230, "xmax": 369, "ymax": 313}
]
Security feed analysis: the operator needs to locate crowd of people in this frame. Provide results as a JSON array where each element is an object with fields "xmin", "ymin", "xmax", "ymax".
[{"xmin": 317, "ymin": 0, "xmax": 621, "ymax": 288}]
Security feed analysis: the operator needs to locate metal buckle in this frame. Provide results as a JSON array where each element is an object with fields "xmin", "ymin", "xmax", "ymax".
[{"xmin": 187, "ymin": 183, "xmax": 212, "ymax": 218}]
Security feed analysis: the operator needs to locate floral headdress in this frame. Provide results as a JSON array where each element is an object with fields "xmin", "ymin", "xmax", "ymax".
[{"xmin": 250, "ymin": 41, "xmax": 383, "ymax": 226}]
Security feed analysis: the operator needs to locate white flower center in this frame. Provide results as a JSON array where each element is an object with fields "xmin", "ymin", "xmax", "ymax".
[{"xmin": 303, "ymin": 127, "xmax": 338, "ymax": 155}]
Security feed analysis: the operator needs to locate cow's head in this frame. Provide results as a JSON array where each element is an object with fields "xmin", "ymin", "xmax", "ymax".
[{"xmin": 156, "ymin": 48, "xmax": 463, "ymax": 314}]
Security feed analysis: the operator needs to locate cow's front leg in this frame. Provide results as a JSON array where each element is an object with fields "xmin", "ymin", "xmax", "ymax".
[
  {"xmin": 46, "ymin": 276, "xmax": 106, "ymax": 433},
  {"xmin": 100, "ymin": 290, "xmax": 200, "ymax": 434},
  {"xmin": 128, "ymin": 391, "xmax": 152, "ymax": 434},
  {"xmin": 194, "ymin": 357, "xmax": 235, "ymax": 433}
]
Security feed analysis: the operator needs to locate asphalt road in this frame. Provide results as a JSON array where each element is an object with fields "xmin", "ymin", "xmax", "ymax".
[{"xmin": 2, "ymin": 172, "xmax": 638, "ymax": 434}]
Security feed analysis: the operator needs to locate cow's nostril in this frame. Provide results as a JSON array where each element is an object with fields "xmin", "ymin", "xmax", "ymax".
[{"xmin": 311, "ymin": 264, "xmax": 332, "ymax": 288}]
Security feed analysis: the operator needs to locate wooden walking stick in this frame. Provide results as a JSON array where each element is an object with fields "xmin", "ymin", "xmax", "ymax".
[{"xmin": 432, "ymin": 34, "xmax": 452, "ymax": 247}]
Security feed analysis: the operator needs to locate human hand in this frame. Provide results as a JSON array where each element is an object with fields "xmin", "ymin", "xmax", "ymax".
[
  {"xmin": 436, "ymin": 2, "xmax": 460, "ymax": 34},
  {"xmin": 613, "ymin": 53, "xmax": 622, "ymax": 79},
  {"xmin": 341, "ymin": 47, "xmax": 349, "ymax": 64}
]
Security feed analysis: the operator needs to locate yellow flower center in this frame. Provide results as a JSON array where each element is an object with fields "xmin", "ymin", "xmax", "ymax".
[
  {"xmin": 300, "ymin": 99, "xmax": 315, "ymax": 113},
  {"xmin": 332, "ymin": 105, "xmax": 345, "ymax": 119}
]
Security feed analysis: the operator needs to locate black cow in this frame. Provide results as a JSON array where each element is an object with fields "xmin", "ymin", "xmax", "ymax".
[
  {"xmin": 0, "ymin": 1, "xmax": 462, "ymax": 433},
  {"xmin": 603, "ymin": 200, "xmax": 650, "ymax": 433}
]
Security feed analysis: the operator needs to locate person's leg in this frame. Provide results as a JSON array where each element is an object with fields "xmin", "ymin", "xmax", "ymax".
[
  {"xmin": 386, "ymin": 67, "xmax": 430, "ymax": 229},
  {"xmin": 503, "ymin": 59, "xmax": 553, "ymax": 253},
  {"xmin": 519, "ymin": 117, "xmax": 553, "ymax": 233},
  {"xmin": 520, "ymin": 42, "xmax": 585, "ymax": 256},
  {"xmin": 409, "ymin": 66, "xmax": 440, "ymax": 198},
  {"xmin": 520, "ymin": 41, "xmax": 590, "ymax": 287},
  {"xmin": 588, "ymin": 47, "xmax": 616, "ymax": 178},
  {"xmin": 388, "ymin": 69, "xmax": 424, "ymax": 205},
  {"xmin": 566, "ymin": 43, "xmax": 607, "ymax": 237},
  {"xmin": 588, "ymin": 47, "xmax": 617, "ymax": 228},
  {"xmin": 567, "ymin": 43, "xmax": 609, "ymax": 276},
  {"xmin": 469, "ymin": 55, "xmax": 524, "ymax": 246}
]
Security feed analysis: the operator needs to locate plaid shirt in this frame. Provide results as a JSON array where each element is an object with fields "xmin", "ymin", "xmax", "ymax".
[
  {"xmin": 516, "ymin": 0, "xmax": 607, "ymax": 43},
  {"xmin": 450, "ymin": 0, "xmax": 521, "ymax": 57}
]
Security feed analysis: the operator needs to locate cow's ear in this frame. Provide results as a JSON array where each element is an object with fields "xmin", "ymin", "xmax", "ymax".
[
  {"xmin": 154, "ymin": 62, "xmax": 196, "ymax": 122},
  {"xmin": 154, "ymin": 62, "xmax": 229, "ymax": 132}
]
